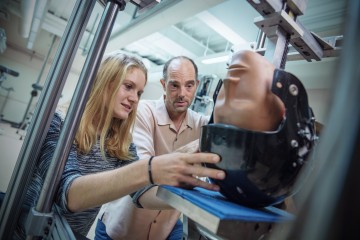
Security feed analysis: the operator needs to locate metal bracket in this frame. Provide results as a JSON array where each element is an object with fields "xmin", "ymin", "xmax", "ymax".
[
  {"xmin": 247, "ymin": 0, "xmax": 283, "ymax": 15},
  {"xmin": 183, "ymin": 215, "xmax": 226, "ymax": 240},
  {"xmin": 287, "ymin": 34, "xmax": 342, "ymax": 60},
  {"xmin": 130, "ymin": 0, "xmax": 161, "ymax": 11},
  {"xmin": 254, "ymin": 9, "xmax": 323, "ymax": 63},
  {"xmin": 248, "ymin": 0, "xmax": 335, "ymax": 68},
  {"xmin": 247, "ymin": 0, "xmax": 307, "ymax": 17},
  {"xmin": 25, "ymin": 207, "xmax": 54, "ymax": 239},
  {"xmin": 97, "ymin": 0, "xmax": 129, "ymax": 11},
  {"xmin": 97, "ymin": 0, "xmax": 161, "ymax": 11}
]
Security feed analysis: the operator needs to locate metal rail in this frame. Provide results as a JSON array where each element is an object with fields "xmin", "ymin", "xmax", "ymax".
[{"xmin": 0, "ymin": 0, "xmax": 95, "ymax": 239}]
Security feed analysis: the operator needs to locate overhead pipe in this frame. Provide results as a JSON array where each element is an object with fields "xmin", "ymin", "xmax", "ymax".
[
  {"xmin": 19, "ymin": 0, "xmax": 36, "ymax": 38},
  {"xmin": 27, "ymin": 0, "xmax": 49, "ymax": 49}
]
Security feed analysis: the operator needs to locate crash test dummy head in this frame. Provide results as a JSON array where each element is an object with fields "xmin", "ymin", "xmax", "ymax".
[
  {"xmin": 214, "ymin": 50, "xmax": 286, "ymax": 131},
  {"xmin": 202, "ymin": 50, "xmax": 317, "ymax": 207}
]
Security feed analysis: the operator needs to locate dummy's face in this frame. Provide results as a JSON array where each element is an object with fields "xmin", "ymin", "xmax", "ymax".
[
  {"xmin": 161, "ymin": 59, "xmax": 198, "ymax": 115},
  {"xmin": 113, "ymin": 68, "xmax": 146, "ymax": 120},
  {"xmin": 214, "ymin": 50, "xmax": 285, "ymax": 131}
]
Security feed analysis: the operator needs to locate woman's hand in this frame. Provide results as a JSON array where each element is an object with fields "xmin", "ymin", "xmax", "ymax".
[{"xmin": 149, "ymin": 152, "xmax": 225, "ymax": 191}]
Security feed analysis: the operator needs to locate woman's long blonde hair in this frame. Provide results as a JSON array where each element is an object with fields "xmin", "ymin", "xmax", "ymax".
[{"xmin": 75, "ymin": 51, "xmax": 147, "ymax": 160}]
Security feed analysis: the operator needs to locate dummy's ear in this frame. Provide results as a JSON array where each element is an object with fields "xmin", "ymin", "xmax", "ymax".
[
  {"xmin": 196, "ymin": 79, "xmax": 200, "ymax": 87},
  {"xmin": 160, "ymin": 79, "xmax": 166, "ymax": 91}
]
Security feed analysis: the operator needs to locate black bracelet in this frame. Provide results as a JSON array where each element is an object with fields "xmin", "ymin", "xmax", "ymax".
[{"xmin": 148, "ymin": 156, "xmax": 155, "ymax": 184}]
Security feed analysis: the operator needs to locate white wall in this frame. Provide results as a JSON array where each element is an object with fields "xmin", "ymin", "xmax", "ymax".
[
  {"xmin": 0, "ymin": 49, "xmax": 42, "ymax": 123},
  {"xmin": 285, "ymin": 58, "xmax": 339, "ymax": 124},
  {"xmin": 142, "ymin": 70, "xmax": 164, "ymax": 100},
  {"xmin": 142, "ymin": 81, "xmax": 163, "ymax": 100},
  {"xmin": 0, "ymin": 46, "xmax": 85, "ymax": 124}
]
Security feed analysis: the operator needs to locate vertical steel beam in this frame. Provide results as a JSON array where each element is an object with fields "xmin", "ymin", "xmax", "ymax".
[
  {"xmin": 0, "ymin": 1, "xmax": 95, "ymax": 239},
  {"xmin": 36, "ymin": 0, "xmax": 124, "ymax": 214}
]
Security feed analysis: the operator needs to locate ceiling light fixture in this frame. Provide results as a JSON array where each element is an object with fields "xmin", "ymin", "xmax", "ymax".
[
  {"xmin": 201, "ymin": 42, "xmax": 255, "ymax": 65},
  {"xmin": 201, "ymin": 54, "xmax": 230, "ymax": 65}
]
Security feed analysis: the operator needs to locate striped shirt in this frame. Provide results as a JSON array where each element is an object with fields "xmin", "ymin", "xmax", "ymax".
[{"xmin": 16, "ymin": 111, "xmax": 138, "ymax": 238}]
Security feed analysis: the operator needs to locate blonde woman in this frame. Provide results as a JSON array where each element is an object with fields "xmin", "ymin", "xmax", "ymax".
[{"xmin": 16, "ymin": 52, "xmax": 225, "ymax": 239}]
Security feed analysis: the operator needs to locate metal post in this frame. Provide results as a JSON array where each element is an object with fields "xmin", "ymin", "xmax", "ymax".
[
  {"xmin": 0, "ymin": 87, "xmax": 14, "ymax": 119},
  {"xmin": 0, "ymin": 0, "xmax": 95, "ymax": 239},
  {"xmin": 22, "ymin": 1, "xmax": 126, "ymax": 238},
  {"xmin": 19, "ymin": 35, "xmax": 58, "ymax": 130},
  {"xmin": 263, "ymin": 25, "xmax": 289, "ymax": 69},
  {"xmin": 36, "ymin": 0, "xmax": 125, "ymax": 214}
]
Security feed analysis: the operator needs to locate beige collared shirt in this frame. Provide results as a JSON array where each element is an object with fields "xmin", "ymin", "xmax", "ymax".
[
  {"xmin": 134, "ymin": 97, "xmax": 208, "ymax": 157},
  {"xmin": 100, "ymin": 97, "xmax": 209, "ymax": 240}
]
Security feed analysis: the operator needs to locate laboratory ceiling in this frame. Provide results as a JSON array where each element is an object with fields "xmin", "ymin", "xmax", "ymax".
[{"xmin": 0, "ymin": 0, "xmax": 346, "ymax": 73}]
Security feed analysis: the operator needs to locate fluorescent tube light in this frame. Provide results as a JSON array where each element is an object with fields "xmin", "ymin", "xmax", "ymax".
[{"xmin": 201, "ymin": 55, "xmax": 229, "ymax": 64}]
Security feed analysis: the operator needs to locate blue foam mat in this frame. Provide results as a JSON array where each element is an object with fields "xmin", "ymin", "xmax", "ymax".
[{"xmin": 161, "ymin": 185, "xmax": 294, "ymax": 222}]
